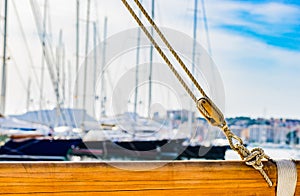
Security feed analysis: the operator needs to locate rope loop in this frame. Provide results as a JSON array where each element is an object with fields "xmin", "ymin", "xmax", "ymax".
[
  {"xmin": 223, "ymin": 126, "xmax": 244, "ymax": 151},
  {"xmin": 221, "ymin": 125, "xmax": 272, "ymax": 186},
  {"xmin": 244, "ymin": 148, "xmax": 266, "ymax": 170}
]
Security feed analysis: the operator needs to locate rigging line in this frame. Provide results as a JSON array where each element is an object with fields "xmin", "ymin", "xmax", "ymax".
[
  {"xmin": 45, "ymin": 1, "xmax": 57, "ymax": 83},
  {"xmin": 147, "ymin": 0, "xmax": 154, "ymax": 119},
  {"xmin": 75, "ymin": 0, "xmax": 80, "ymax": 106},
  {"xmin": 201, "ymin": 0, "xmax": 212, "ymax": 56},
  {"xmin": 39, "ymin": 0, "xmax": 48, "ymax": 124},
  {"xmin": 131, "ymin": 0, "xmax": 208, "ymax": 99},
  {"xmin": 11, "ymin": 0, "xmax": 40, "ymax": 90},
  {"xmin": 134, "ymin": 0, "xmax": 142, "ymax": 118},
  {"xmin": 100, "ymin": 17, "xmax": 107, "ymax": 117},
  {"xmin": 93, "ymin": 22, "xmax": 97, "ymax": 116},
  {"xmin": 0, "ymin": 41, "xmax": 28, "ymax": 113},
  {"xmin": 46, "ymin": 0, "xmax": 53, "ymax": 48},
  {"xmin": 29, "ymin": 0, "xmax": 62, "ymax": 102},
  {"xmin": 192, "ymin": 0, "xmax": 198, "ymax": 75},
  {"xmin": 121, "ymin": 0, "xmax": 197, "ymax": 103},
  {"xmin": 3, "ymin": 47, "xmax": 27, "ymax": 91},
  {"xmin": 1, "ymin": 0, "xmax": 8, "ymax": 114},
  {"xmin": 0, "ymin": 25, "xmax": 27, "ymax": 91},
  {"xmin": 81, "ymin": 0, "xmax": 91, "ymax": 127},
  {"xmin": 93, "ymin": 0, "xmax": 101, "ymax": 42}
]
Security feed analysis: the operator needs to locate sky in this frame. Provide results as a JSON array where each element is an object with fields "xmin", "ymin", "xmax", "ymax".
[{"xmin": 0, "ymin": 0, "xmax": 300, "ymax": 119}]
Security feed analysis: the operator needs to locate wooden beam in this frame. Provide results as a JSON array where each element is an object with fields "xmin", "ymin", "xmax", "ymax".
[{"xmin": 0, "ymin": 161, "xmax": 298, "ymax": 195}]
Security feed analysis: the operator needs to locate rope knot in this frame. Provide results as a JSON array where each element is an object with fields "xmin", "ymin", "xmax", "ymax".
[{"xmin": 244, "ymin": 148, "xmax": 267, "ymax": 170}]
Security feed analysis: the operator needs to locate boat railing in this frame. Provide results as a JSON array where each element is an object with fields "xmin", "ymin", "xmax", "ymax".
[{"xmin": 0, "ymin": 161, "xmax": 298, "ymax": 195}]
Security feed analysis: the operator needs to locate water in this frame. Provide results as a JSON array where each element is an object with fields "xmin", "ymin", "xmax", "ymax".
[{"xmin": 225, "ymin": 147, "xmax": 300, "ymax": 160}]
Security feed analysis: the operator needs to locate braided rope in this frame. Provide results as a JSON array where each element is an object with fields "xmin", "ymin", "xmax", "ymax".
[
  {"xmin": 121, "ymin": 0, "xmax": 273, "ymax": 187},
  {"xmin": 121, "ymin": 0, "xmax": 197, "ymax": 103},
  {"xmin": 222, "ymin": 126, "xmax": 273, "ymax": 186},
  {"xmin": 132, "ymin": 0, "xmax": 208, "ymax": 99}
]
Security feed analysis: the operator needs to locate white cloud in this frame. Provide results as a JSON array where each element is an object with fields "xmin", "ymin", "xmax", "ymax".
[
  {"xmin": 205, "ymin": 0, "xmax": 300, "ymax": 34},
  {"xmin": 209, "ymin": 28, "xmax": 300, "ymax": 118},
  {"xmin": 251, "ymin": 2, "xmax": 300, "ymax": 24}
]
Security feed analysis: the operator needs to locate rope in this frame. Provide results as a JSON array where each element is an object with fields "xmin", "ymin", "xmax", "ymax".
[
  {"xmin": 121, "ymin": 0, "xmax": 197, "ymax": 103},
  {"xmin": 275, "ymin": 159, "xmax": 297, "ymax": 196},
  {"xmin": 132, "ymin": 0, "xmax": 208, "ymax": 99},
  {"xmin": 121, "ymin": 0, "xmax": 273, "ymax": 187},
  {"xmin": 222, "ymin": 125, "xmax": 273, "ymax": 186}
]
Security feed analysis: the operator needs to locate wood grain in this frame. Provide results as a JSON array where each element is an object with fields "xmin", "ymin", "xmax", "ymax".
[{"xmin": 0, "ymin": 161, "xmax": 298, "ymax": 195}]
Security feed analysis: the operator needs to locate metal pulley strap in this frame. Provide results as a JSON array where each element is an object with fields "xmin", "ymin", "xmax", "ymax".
[{"xmin": 121, "ymin": 0, "xmax": 273, "ymax": 187}]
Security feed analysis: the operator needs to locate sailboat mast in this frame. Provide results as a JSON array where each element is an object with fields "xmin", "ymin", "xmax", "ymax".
[
  {"xmin": 68, "ymin": 60, "xmax": 76, "ymax": 127},
  {"xmin": 0, "ymin": 0, "xmax": 8, "ymax": 114},
  {"xmin": 134, "ymin": 0, "xmax": 143, "ymax": 119},
  {"xmin": 55, "ymin": 30, "xmax": 62, "ymax": 127},
  {"xmin": 26, "ymin": 78, "xmax": 31, "ymax": 111},
  {"xmin": 39, "ymin": 0, "xmax": 47, "ymax": 121},
  {"xmin": 93, "ymin": 22, "xmax": 97, "ymax": 116},
  {"xmin": 61, "ymin": 34, "xmax": 66, "ymax": 107},
  {"xmin": 147, "ymin": 0, "xmax": 154, "ymax": 119},
  {"xmin": 58, "ymin": 31, "xmax": 68, "ymax": 126},
  {"xmin": 75, "ymin": 0, "xmax": 80, "ymax": 106},
  {"xmin": 201, "ymin": 0, "xmax": 212, "ymax": 56},
  {"xmin": 192, "ymin": 0, "xmax": 198, "ymax": 74},
  {"xmin": 68, "ymin": 60, "xmax": 72, "ymax": 108},
  {"xmin": 81, "ymin": 0, "xmax": 91, "ymax": 128},
  {"xmin": 188, "ymin": 0, "xmax": 198, "ymax": 138},
  {"xmin": 100, "ymin": 17, "xmax": 107, "ymax": 118}
]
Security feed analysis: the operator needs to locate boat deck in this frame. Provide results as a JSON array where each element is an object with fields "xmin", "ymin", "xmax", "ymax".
[{"xmin": 0, "ymin": 161, "xmax": 299, "ymax": 195}]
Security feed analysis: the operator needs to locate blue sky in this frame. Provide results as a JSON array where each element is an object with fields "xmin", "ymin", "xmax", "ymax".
[
  {"xmin": 1, "ymin": 0, "xmax": 300, "ymax": 119},
  {"xmin": 203, "ymin": 0, "xmax": 300, "ymax": 118},
  {"xmin": 218, "ymin": 1, "xmax": 300, "ymax": 50}
]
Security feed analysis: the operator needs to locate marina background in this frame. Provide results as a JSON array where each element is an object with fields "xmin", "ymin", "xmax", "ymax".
[
  {"xmin": 1, "ymin": 0, "xmax": 300, "ymax": 118},
  {"xmin": 0, "ymin": 0, "xmax": 299, "ymax": 161}
]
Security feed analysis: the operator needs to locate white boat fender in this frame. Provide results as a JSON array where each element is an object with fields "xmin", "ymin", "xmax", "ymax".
[{"xmin": 275, "ymin": 159, "xmax": 297, "ymax": 196}]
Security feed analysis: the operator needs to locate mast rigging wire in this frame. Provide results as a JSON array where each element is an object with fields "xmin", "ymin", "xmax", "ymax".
[{"xmin": 11, "ymin": 0, "xmax": 40, "ymax": 91}]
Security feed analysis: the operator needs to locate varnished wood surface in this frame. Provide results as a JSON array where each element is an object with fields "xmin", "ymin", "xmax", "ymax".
[{"xmin": 0, "ymin": 161, "xmax": 298, "ymax": 195}]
